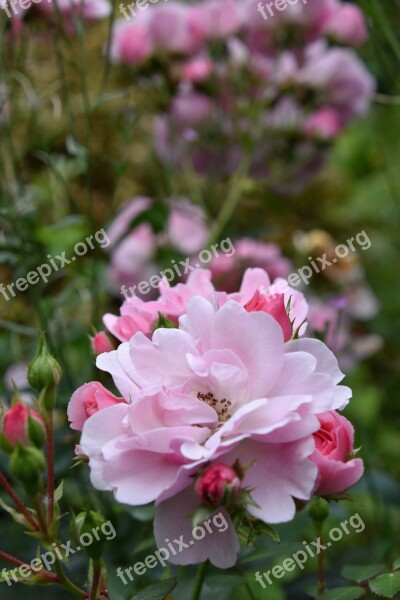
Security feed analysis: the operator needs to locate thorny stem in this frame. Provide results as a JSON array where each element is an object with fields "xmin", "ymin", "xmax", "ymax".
[
  {"xmin": 0, "ymin": 550, "xmax": 59, "ymax": 583},
  {"xmin": 0, "ymin": 470, "xmax": 40, "ymax": 531}
]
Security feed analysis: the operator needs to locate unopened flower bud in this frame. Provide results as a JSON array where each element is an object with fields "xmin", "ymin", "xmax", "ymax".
[
  {"xmin": 1, "ymin": 403, "xmax": 45, "ymax": 450},
  {"xmin": 28, "ymin": 333, "xmax": 61, "ymax": 392},
  {"xmin": 308, "ymin": 496, "xmax": 330, "ymax": 524},
  {"xmin": 90, "ymin": 332, "xmax": 113, "ymax": 355},
  {"xmin": 73, "ymin": 510, "xmax": 108, "ymax": 559},
  {"xmin": 10, "ymin": 446, "xmax": 45, "ymax": 495},
  {"xmin": 195, "ymin": 463, "xmax": 241, "ymax": 507}
]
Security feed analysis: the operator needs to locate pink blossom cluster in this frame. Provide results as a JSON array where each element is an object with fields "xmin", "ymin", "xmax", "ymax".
[
  {"xmin": 69, "ymin": 268, "xmax": 363, "ymax": 567},
  {"xmin": 111, "ymin": 0, "xmax": 374, "ymax": 191},
  {"xmin": 105, "ymin": 196, "xmax": 291, "ymax": 299}
]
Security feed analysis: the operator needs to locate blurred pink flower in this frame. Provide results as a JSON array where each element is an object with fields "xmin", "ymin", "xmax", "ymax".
[
  {"xmin": 304, "ymin": 107, "xmax": 342, "ymax": 139},
  {"xmin": 322, "ymin": 3, "xmax": 368, "ymax": 46}
]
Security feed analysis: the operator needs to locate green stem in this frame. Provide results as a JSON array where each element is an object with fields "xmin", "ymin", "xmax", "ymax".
[
  {"xmin": 208, "ymin": 156, "xmax": 251, "ymax": 245},
  {"xmin": 46, "ymin": 411, "xmax": 55, "ymax": 527},
  {"xmin": 89, "ymin": 559, "xmax": 102, "ymax": 600},
  {"xmin": 190, "ymin": 561, "xmax": 208, "ymax": 600},
  {"xmin": 54, "ymin": 558, "xmax": 87, "ymax": 600}
]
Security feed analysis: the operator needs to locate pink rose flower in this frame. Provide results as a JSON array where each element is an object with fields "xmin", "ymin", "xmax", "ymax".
[
  {"xmin": 80, "ymin": 293, "xmax": 350, "ymax": 567},
  {"xmin": 195, "ymin": 463, "xmax": 241, "ymax": 506},
  {"xmin": 166, "ymin": 198, "xmax": 208, "ymax": 255},
  {"xmin": 2, "ymin": 403, "xmax": 44, "ymax": 448},
  {"xmin": 244, "ymin": 290, "xmax": 293, "ymax": 342},
  {"xmin": 310, "ymin": 411, "xmax": 364, "ymax": 495},
  {"xmin": 68, "ymin": 382, "xmax": 124, "ymax": 431},
  {"xmin": 181, "ymin": 57, "xmax": 214, "ymax": 82}
]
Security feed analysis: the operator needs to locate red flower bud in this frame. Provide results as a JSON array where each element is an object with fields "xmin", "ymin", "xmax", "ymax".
[
  {"xmin": 244, "ymin": 290, "xmax": 293, "ymax": 342},
  {"xmin": 195, "ymin": 463, "xmax": 241, "ymax": 507},
  {"xmin": 2, "ymin": 403, "xmax": 45, "ymax": 449},
  {"xmin": 91, "ymin": 332, "xmax": 113, "ymax": 354}
]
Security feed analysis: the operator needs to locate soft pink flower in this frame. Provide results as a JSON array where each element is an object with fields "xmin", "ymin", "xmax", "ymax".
[
  {"xmin": 301, "ymin": 45, "xmax": 375, "ymax": 123},
  {"xmin": 209, "ymin": 239, "xmax": 292, "ymax": 291},
  {"xmin": 149, "ymin": 2, "xmax": 203, "ymax": 54},
  {"xmin": 171, "ymin": 93, "xmax": 214, "ymax": 127},
  {"xmin": 195, "ymin": 463, "xmax": 241, "ymax": 506},
  {"xmin": 323, "ymin": 4, "xmax": 368, "ymax": 46},
  {"xmin": 167, "ymin": 198, "xmax": 208, "ymax": 254},
  {"xmin": 2, "ymin": 403, "xmax": 44, "ymax": 448},
  {"xmin": 244, "ymin": 290, "xmax": 293, "ymax": 342},
  {"xmin": 310, "ymin": 411, "xmax": 363, "ymax": 495},
  {"xmin": 68, "ymin": 382, "xmax": 124, "ymax": 431},
  {"xmin": 80, "ymin": 295, "xmax": 350, "ymax": 566},
  {"xmin": 199, "ymin": 0, "xmax": 242, "ymax": 39},
  {"xmin": 91, "ymin": 332, "xmax": 113, "ymax": 355},
  {"xmin": 181, "ymin": 57, "xmax": 213, "ymax": 82},
  {"xmin": 111, "ymin": 19, "xmax": 153, "ymax": 65},
  {"xmin": 304, "ymin": 107, "xmax": 342, "ymax": 139}
]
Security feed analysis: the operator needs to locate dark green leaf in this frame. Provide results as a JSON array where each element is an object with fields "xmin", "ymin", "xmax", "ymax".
[
  {"xmin": 342, "ymin": 564, "xmax": 385, "ymax": 583},
  {"xmin": 319, "ymin": 586, "xmax": 365, "ymax": 600},
  {"xmin": 369, "ymin": 572, "xmax": 400, "ymax": 598},
  {"xmin": 130, "ymin": 577, "xmax": 177, "ymax": 600}
]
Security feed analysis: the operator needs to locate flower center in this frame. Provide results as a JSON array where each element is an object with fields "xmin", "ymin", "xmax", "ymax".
[{"xmin": 197, "ymin": 391, "xmax": 232, "ymax": 424}]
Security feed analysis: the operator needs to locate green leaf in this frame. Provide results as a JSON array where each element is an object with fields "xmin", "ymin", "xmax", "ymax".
[
  {"xmin": 54, "ymin": 480, "xmax": 64, "ymax": 503},
  {"xmin": 369, "ymin": 572, "xmax": 400, "ymax": 598},
  {"xmin": 393, "ymin": 558, "xmax": 400, "ymax": 570},
  {"xmin": 130, "ymin": 577, "xmax": 177, "ymax": 600},
  {"xmin": 0, "ymin": 498, "xmax": 35, "ymax": 529},
  {"xmin": 319, "ymin": 586, "xmax": 365, "ymax": 600},
  {"xmin": 342, "ymin": 564, "xmax": 385, "ymax": 583}
]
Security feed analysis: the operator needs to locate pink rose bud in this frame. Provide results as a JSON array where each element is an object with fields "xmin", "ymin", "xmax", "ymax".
[
  {"xmin": 195, "ymin": 463, "xmax": 241, "ymax": 506},
  {"xmin": 244, "ymin": 290, "xmax": 293, "ymax": 342},
  {"xmin": 91, "ymin": 332, "xmax": 113, "ymax": 354},
  {"xmin": 2, "ymin": 403, "xmax": 45, "ymax": 449},
  {"xmin": 67, "ymin": 382, "xmax": 124, "ymax": 431},
  {"xmin": 311, "ymin": 411, "xmax": 364, "ymax": 496},
  {"xmin": 304, "ymin": 108, "xmax": 342, "ymax": 140},
  {"xmin": 323, "ymin": 4, "xmax": 368, "ymax": 47}
]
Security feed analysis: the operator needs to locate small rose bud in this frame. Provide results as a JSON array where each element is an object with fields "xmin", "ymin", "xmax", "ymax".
[
  {"xmin": 195, "ymin": 463, "xmax": 241, "ymax": 507},
  {"xmin": 73, "ymin": 510, "xmax": 109, "ymax": 559},
  {"xmin": 10, "ymin": 445, "xmax": 45, "ymax": 495},
  {"xmin": 244, "ymin": 290, "xmax": 293, "ymax": 342},
  {"xmin": 28, "ymin": 333, "xmax": 62, "ymax": 392},
  {"xmin": 308, "ymin": 497, "xmax": 330, "ymax": 524},
  {"xmin": 90, "ymin": 332, "xmax": 113, "ymax": 355},
  {"xmin": 2, "ymin": 403, "xmax": 45, "ymax": 450}
]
